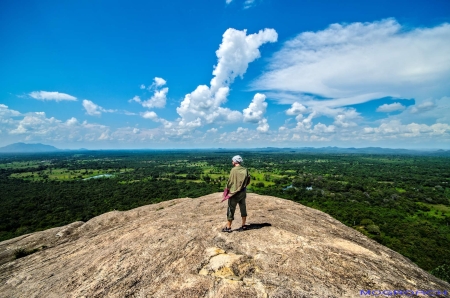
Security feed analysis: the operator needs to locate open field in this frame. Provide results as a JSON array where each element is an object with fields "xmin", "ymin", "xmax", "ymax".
[
  {"xmin": 10, "ymin": 168, "xmax": 133, "ymax": 181},
  {"xmin": 0, "ymin": 161, "xmax": 52, "ymax": 169},
  {"xmin": 416, "ymin": 202, "xmax": 450, "ymax": 219}
]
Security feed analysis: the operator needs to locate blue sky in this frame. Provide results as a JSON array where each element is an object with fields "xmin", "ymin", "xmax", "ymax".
[{"xmin": 1, "ymin": 0, "xmax": 449, "ymax": 149}]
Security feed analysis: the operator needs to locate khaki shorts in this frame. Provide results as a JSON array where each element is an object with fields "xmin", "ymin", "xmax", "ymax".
[{"xmin": 227, "ymin": 190, "xmax": 247, "ymax": 221}]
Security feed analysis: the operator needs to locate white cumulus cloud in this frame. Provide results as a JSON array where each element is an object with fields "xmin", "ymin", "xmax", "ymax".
[
  {"xmin": 333, "ymin": 108, "xmax": 360, "ymax": 128},
  {"xmin": 0, "ymin": 104, "xmax": 21, "ymax": 118},
  {"xmin": 376, "ymin": 102, "xmax": 406, "ymax": 113},
  {"xmin": 257, "ymin": 118, "xmax": 269, "ymax": 133},
  {"xmin": 177, "ymin": 28, "xmax": 277, "ymax": 128},
  {"xmin": 142, "ymin": 87, "xmax": 168, "ymax": 109},
  {"xmin": 10, "ymin": 112, "xmax": 58, "ymax": 135},
  {"xmin": 210, "ymin": 28, "xmax": 277, "ymax": 93},
  {"xmin": 132, "ymin": 77, "xmax": 168, "ymax": 109},
  {"xmin": 243, "ymin": 93, "xmax": 267, "ymax": 123},
  {"xmin": 66, "ymin": 117, "xmax": 78, "ymax": 126},
  {"xmin": 313, "ymin": 123, "xmax": 336, "ymax": 134},
  {"xmin": 286, "ymin": 102, "xmax": 308, "ymax": 116},
  {"xmin": 243, "ymin": 93, "xmax": 270, "ymax": 133},
  {"xmin": 363, "ymin": 120, "xmax": 450, "ymax": 139},
  {"xmin": 153, "ymin": 77, "xmax": 166, "ymax": 87},
  {"xmin": 6, "ymin": 112, "xmax": 109, "ymax": 144},
  {"xmin": 141, "ymin": 111, "xmax": 159, "ymax": 121},
  {"xmin": 29, "ymin": 91, "xmax": 77, "ymax": 102},
  {"xmin": 129, "ymin": 96, "xmax": 141, "ymax": 103}
]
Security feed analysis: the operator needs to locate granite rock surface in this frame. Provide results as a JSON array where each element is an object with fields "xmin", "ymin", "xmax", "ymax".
[{"xmin": 0, "ymin": 193, "xmax": 449, "ymax": 297}]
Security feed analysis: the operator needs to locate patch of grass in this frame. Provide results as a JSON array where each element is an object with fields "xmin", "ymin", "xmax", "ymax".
[
  {"xmin": 118, "ymin": 180, "xmax": 140, "ymax": 184},
  {"xmin": 416, "ymin": 202, "xmax": 450, "ymax": 219},
  {"xmin": 205, "ymin": 173, "xmax": 226, "ymax": 180},
  {"xmin": 334, "ymin": 181, "xmax": 349, "ymax": 184},
  {"xmin": 0, "ymin": 161, "xmax": 51, "ymax": 170},
  {"xmin": 10, "ymin": 168, "xmax": 133, "ymax": 181}
]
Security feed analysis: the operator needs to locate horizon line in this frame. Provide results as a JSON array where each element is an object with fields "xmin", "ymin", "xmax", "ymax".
[{"xmin": 1, "ymin": 142, "xmax": 449, "ymax": 152}]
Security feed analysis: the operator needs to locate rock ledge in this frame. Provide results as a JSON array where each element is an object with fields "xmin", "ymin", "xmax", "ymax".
[{"xmin": 0, "ymin": 193, "xmax": 449, "ymax": 297}]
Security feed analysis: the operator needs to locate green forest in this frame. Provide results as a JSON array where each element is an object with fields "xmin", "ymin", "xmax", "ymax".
[{"xmin": 1, "ymin": 150, "xmax": 449, "ymax": 282}]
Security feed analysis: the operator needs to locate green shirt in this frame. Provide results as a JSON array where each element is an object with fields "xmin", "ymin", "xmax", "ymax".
[{"xmin": 226, "ymin": 166, "xmax": 251, "ymax": 197}]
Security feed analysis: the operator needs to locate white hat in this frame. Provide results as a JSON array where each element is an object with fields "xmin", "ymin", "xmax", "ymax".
[{"xmin": 232, "ymin": 155, "xmax": 243, "ymax": 163}]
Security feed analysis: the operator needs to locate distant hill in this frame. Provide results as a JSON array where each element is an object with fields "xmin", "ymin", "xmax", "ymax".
[
  {"xmin": 1, "ymin": 143, "xmax": 448, "ymax": 155},
  {"xmin": 253, "ymin": 146, "xmax": 450, "ymax": 156},
  {"xmin": 0, "ymin": 142, "xmax": 60, "ymax": 153}
]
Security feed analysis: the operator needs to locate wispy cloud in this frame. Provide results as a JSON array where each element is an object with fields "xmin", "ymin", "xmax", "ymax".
[
  {"xmin": 226, "ymin": 0, "xmax": 258, "ymax": 9},
  {"xmin": 243, "ymin": 0, "xmax": 256, "ymax": 9},
  {"xmin": 29, "ymin": 91, "xmax": 77, "ymax": 102},
  {"xmin": 254, "ymin": 19, "xmax": 450, "ymax": 105},
  {"xmin": 250, "ymin": 19, "xmax": 450, "ymax": 140},
  {"xmin": 82, "ymin": 100, "xmax": 115, "ymax": 116},
  {"xmin": 387, "ymin": 97, "xmax": 449, "ymax": 127},
  {"xmin": 410, "ymin": 101, "xmax": 436, "ymax": 114}
]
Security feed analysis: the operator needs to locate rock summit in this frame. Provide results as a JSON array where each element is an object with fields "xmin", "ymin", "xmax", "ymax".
[{"xmin": 1, "ymin": 193, "xmax": 449, "ymax": 297}]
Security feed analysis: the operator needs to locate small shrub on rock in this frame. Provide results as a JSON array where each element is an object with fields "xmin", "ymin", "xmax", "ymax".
[
  {"xmin": 360, "ymin": 219, "xmax": 374, "ymax": 226},
  {"xmin": 14, "ymin": 247, "xmax": 39, "ymax": 259},
  {"xmin": 431, "ymin": 264, "xmax": 450, "ymax": 283},
  {"xmin": 366, "ymin": 224, "xmax": 381, "ymax": 235}
]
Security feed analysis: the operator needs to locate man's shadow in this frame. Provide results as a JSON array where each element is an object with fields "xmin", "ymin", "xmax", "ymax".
[{"xmin": 234, "ymin": 223, "xmax": 271, "ymax": 232}]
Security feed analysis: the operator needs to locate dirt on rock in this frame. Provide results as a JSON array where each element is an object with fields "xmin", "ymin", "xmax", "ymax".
[{"xmin": 0, "ymin": 193, "xmax": 449, "ymax": 297}]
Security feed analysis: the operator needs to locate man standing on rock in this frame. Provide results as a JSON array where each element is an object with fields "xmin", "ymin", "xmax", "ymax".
[{"xmin": 222, "ymin": 155, "xmax": 251, "ymax": 232}]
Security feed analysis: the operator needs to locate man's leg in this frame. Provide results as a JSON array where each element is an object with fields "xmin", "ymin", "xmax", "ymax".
[
  {"xmin": 237, "ymin": 193, "xmax": 247, "ymax": 228},
  {"xmin": 226, "ymin": 197, "xmax": 238, "ymax": 229}
]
